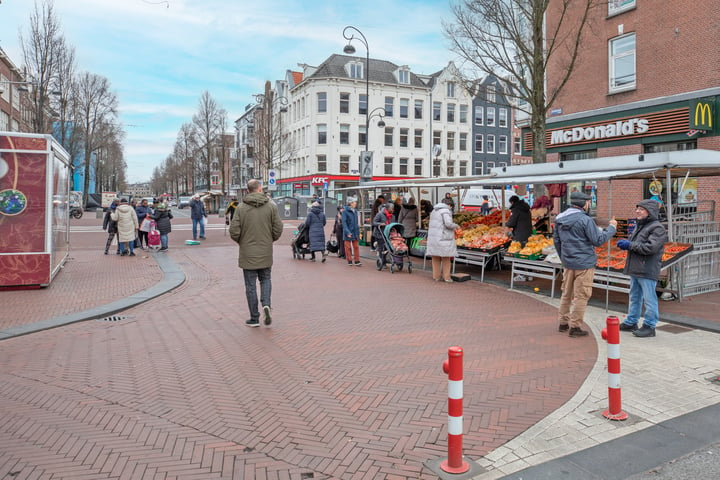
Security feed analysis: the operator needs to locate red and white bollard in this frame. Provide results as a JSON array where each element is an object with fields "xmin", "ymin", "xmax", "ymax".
[
  {"xmin": 601, "ymin": 316, "xmax": 628, "ymax": 421},
  {"xmin": 441, "ymin": 346, "xmax": 470, "ymax": 473}
]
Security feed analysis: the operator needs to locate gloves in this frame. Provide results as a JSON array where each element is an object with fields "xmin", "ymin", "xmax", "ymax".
[{"xmin": 616, "ymin": 239, "xmax": 631, "ymax": 250}]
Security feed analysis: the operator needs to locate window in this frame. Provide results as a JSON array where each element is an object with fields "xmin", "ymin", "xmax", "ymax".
[
  {"xmin": 414, "ymin": 100, "xmax": 423, "ymax": 119},
  {"xmin": 340, "ymin": 124, "xmax": 350, "ymax": 144},
  {"xmin": 459, "ymin": 132, "xmax": 467, "ymax": 151},
  {"xmin": 384, "ymin": 157, "xmax": 394, "ymax": 175},
  {"xmin": 340, "ymin": 155, "xmax": 350, "ymax": 173},
  {"xmin": 400, "ymin": 98, "xmax": 409, "ymax": 118},
  {"xmin": 459, "ymin": 104, "xmax": 468, "ymax": 123},
  {"xmin": 358, "ymin": 125, "xmax": 366, "ymax": 145},
  {"xmin": 499, "ymin": 135, "xmax": 508, "ymax": 154},
  {"xmin": 350, "ymin": 62, "xmax": 363, "ymax": 79},
  {"xmin": 399, "ymin": 158, "xmax": 408, "ymax": 175},
  {"xmin": 398, "ymin": 69, "xmax": 410, "ymax": 84},
  {"xmin": 318, "ymin": 124, "xmax": 327, "ymax": 144},
  {"xmin": 474, "ymin": 106, "xmax": 483, "ymax": 125},
  {"xmin": 447, "ymin": 81, "xmax": 455, "ymax": 97},
  {"xmin": 560, "ymin": 150, "xmax": 597, "ymax": 161},
  {"xmin": 499, "ymin": 108, "xmax": 507, "ymax": 128},
  {"xmin": 317, "ymin": 154, "xmax": 327, "ymax": 172},
  {"xmin": 384, "ymin": 127, "xmax": 394, "ymax": 147},
  {"xmin": 414, "ymin": 129, "xmax": 423, "ymax": 148},
  {"xmin": 447, "ymin": 131, "xmax": 455, "ymax": 151},
  {"xmin": 359, "ymin": 94, "xmax": 368, "ymax": 115},
  {"xmin": 485, "ymin": 162, "xmax": 495, "ymax": 175},
  {"xmin": 414, "ymin": 158, "xmax": 423, "ymax": 176},
  {"xmin": 609, "ymin": 0, "xmax": 635, "ymax": 15},
  {"xmin": 433, "ymin": 102, "xmax": 441, "ymax": 121},
  {"xmin": 487, "ymin": 134, "xmax": 495, "ymax": 153},
  {"xmin": 514, "ymin": 136, "xmax": 522, "ymax": 154},
  {"xmin": 474, "ymin": 134, "xmax": 483, "ymax": 153},
  {"xmin": 447, "ymin": 103, "xmax": 455, "ymax": 122},
  {"xmin": 340, "ymin": 93, "xmax": 350, "ymax": 113},
  {"xmin": 447, "ymin": 160, "xmax": 455, "ymax": 177},
  {"xmin": 317, "ymin": 92, "xmax": 327, "ymax": 113},
  {"xmin": 487, "ymin": 107, "xmax": 495, "ymax": 126},
  {"xmin": 486, "ymin": 85, "xmax": 496, "ymax": 102},
  {"xmin": 433, "ymin": 158, "xmax": 441, "ymax": 176},
  {"xmin": 400, "ymin": 128, "xmax": 409, "ymax": 147},
  {"xmin": 459, "ymin": 161, "xmax": 468, "ymax": 176},
  {"xmin": 610, "ymin": 33, "xmax": 636, "ymax": 91},
  {"xmin": 433, "ymin": 130, "xmax": 441, "ymax": 146},
  {"xmin": 385, "ymin": 97, "xmax": 394, "ymax": 117},
  {"xmin": 211, "ymin": 175, "xmax": 219, "ymax": 185}
]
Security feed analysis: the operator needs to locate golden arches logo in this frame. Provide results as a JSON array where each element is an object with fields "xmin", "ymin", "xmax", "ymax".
[{"xmin": 694, "ymin": 102, "xmax": 713, "ymax": 128}]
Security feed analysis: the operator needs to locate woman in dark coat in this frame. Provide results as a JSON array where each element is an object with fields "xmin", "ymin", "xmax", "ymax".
[
  {"xmin": 333, "ymin": 206, "xmax": 346, "ymax": 258},
  {"xmin": 305, "ymin": 202, "xmax": 327, "ymax": 262},
  {"xmin": 151, "ymin": 203, "xmax": 174, "ymax": 251},
  {"xmin": 102, "ymin": 200, "xmax": 120, "ymax": 255},
  {"xmin": 506, "ymin": 195, "xmax": 533, "ymax": 245}
]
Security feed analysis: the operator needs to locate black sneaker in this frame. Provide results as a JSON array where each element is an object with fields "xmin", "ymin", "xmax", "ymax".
[
  {"xmin": 245, "ymin": 319, "xmax": 260, "ymax": 328},
  {"xmin": 354, "ymin": 261, "xmax": 362, "ymax": 266},
  {"xmin": 263, "ymin": 306, "xmax": 272, "ymax": 326},
  {"xmin": 619, "ymin": 322, "xmax": 638, "ymax": 332},
  {"xmin": 129, "ymin": 252, "xmax": 136, "ymax": 257},
  {"xmin": 348, "ymin": 261, "xmax": 354, "ymax": 266},
  {"xmin": 632, "ymin": 326, "xmax": 656, "ymax": 337},
  {"xmin": 569, "ymin": 327, "xmax": 589, "ymax": 337},
  {"xmin": 104, "ymin": 250, "xmax": 109, "ymax": 255},
  {"xmin": 322, "ymin": 252, "xmax": 328, "ymax": 263},
  {"xmin": 558, "ymin": 324, "xmax": 569, "ymax": 332}
]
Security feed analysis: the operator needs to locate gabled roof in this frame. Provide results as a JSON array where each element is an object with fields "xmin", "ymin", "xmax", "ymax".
[
  {"xmin": 305, "ymin": 54, "xmax": 427, "ymax": 88},
  {"xmin": 291, "ymin": 71, "xmax": 303, "ymax": 86}
]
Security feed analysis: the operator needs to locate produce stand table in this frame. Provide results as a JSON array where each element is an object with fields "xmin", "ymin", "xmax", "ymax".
[
  {"xmin": 505, "ymin": 257, "xmax": 563, "ymax": 298},
  {"xmin": 455, "ymin": 248, "xmax": 504, "ymax": 282}
]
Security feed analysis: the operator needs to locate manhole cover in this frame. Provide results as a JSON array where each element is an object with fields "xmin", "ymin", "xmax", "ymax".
[
  {"xmin": 97, "ymin": 315, "xmax": 129, "ymax": 322},
  {"xmin": 655, "ymin": 324, "xmax": 693, "ymax": 334}
]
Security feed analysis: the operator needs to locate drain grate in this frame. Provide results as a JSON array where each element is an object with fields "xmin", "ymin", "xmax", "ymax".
[
  {"xmin": 97, "ymin": 315, "xmax": 129, "ymax": 322},
  {"xmin": 655, "ymin": 324, "xmax": 693, "ymax": 334}
]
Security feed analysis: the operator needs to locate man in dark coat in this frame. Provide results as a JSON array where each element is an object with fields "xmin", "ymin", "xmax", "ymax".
[
  {"xmin": 305, "ymin": 201, "xmax": 327, "ymax": 262},
  {"xmin": 189, "ymin": 194, "xmax": 207, "ymax": 240},
  {"xmin": 616, "ymin": 199, "xmax": 667, "ymax": 337},
  {"xmin": 229, "ymin": 180, "xmax": 284, "ymax": 328},
  {"xmin": 506, "ymin": 195, "xmax": 533, "ymax": 246}
]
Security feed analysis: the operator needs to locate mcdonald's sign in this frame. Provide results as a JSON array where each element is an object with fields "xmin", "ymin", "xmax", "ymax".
[{"xmin": 690, "ymin": 98, "xmax": 716, "ymax": 131}]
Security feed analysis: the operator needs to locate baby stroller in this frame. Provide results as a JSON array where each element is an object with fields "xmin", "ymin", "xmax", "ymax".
[
  {"xmin": 291, "ymin": 222, "xmax": 311, "ymax": 259},
  {"xmin": 376, "ymin": 222, "xmax": 413, "ymax": 273}
]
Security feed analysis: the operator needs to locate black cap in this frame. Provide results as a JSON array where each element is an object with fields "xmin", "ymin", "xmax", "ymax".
[{"xmin": 570, "ymin": 191, "xmax": 591, "ymax": 207}]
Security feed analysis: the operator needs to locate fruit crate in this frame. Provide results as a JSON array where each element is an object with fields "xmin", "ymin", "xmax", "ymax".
[{"xmin": 517, "ymin": 252, "xmax": 544, "ymax": 260}]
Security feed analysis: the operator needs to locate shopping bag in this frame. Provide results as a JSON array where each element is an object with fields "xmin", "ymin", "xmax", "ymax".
[
  {"xmin": 148, "ymin": 229, "xmax": 161, "ymax": 247},
  {"xmin": 326, "ymin": 237, "xmax": 339, "ymax": 253},
  {"xmin": 140, "ymin": 218, "xmax": 153, "ymax": 232},
  {"xmin": 202, "ymin": 216, "xmax": 208, "ymax": 226}
]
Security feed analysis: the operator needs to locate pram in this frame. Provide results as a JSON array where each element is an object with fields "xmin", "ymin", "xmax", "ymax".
[
  {"xmin": 291, "ymin": 222, "xmax": 311, "ymax": 259},
  {"xmin": 375, "ymin": 222, "xmax": 413, "ymax": 273}
]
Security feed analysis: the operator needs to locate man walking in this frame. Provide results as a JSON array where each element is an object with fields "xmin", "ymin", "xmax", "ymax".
[
  {"xmin": 189, "ymin": 194, "xmax": 207, "ymax": 240},
  {"xmin": 229, "ymin": 180, "xmax": 284, "ymax": 327},
  {"xmin": 616, "ymin": 200, "xmax": 667, "ymax": 337},
  {"xmin": 554, "ymin": 192, "xmax": 617, "ymax": 337}
]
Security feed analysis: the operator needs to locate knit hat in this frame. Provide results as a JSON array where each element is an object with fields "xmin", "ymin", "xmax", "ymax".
[
  {"xmin": 570, "ymin": 191, "xmax": 591, "ymax": 208},
  {"xmin": 347, "ymin": 196, "xmax": 357, "ymax": 204},
  {"xmin": 312, "ymin": 201, "xmax": 321, "ymax": 207}
]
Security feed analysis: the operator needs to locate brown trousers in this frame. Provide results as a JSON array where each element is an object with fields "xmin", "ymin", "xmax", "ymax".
[
  {"xmin": 431, "ymin": 256, "xmax": 453, "ymax": 281},
  {"xmin": 558, "ymin": 268, "xmax": 595, "ymax": 328},
  {"xmin": 344, "ymin": 240, "xmax": 360, "ymax": 262}
]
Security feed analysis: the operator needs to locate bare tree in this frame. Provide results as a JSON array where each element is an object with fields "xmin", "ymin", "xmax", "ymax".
[
  {"xmin": 53, "ymin": 37, "xmax": 80, "ymax": 160},
  {"xmin": 174, "ymin": 122, "xmax": 197, "ymax": 194},
  {"xmin": 192, "ymin": 91, "xmax": 226, "ymax": 191},
  {"xmin": 444, "ymin": 0, "xmax": 600, "ymax": 171},
  {"xmin": 19, "ymin": 0, "xmax": 63, "ymax": 134},
  {"xmin": 74, "ymin": 72, "xmax": 119, "ymax": 206}
]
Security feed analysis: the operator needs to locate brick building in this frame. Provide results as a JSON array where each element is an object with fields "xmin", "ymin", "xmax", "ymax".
[{"xmin": 526, "ymin": 0, "xmax": 720, "ymax": 221}]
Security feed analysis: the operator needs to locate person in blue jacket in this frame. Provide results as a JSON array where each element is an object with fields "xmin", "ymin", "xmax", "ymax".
[
  {"xmin": 189, "ymin": 194, "xmax": 207, "ymax": 240},
  {"xmin": 554, "ymin": 192, "xmax": 617, "ymax": 337},
  {"xmin": 616, "ymin": 199, "xmax": 667, "ymax": 338},
  {"xmin": 342, "ymin": 197, "xmax": 361, "ymax": 266}
]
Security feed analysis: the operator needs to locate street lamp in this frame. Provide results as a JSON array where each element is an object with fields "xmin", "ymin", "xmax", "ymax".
[{"xmin": 342, "ymin": 26, "xmax": 371, "ymax": 154}]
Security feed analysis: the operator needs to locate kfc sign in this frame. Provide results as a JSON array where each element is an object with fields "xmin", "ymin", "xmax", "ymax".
[{"xmin": 311, "ymin": 177, "xmax": 328, "ymax": 185}]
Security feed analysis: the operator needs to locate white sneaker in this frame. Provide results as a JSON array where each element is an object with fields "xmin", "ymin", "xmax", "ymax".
[{"xmin": 514, "ymin": 275, "xmax": 528, "ymax": 282}]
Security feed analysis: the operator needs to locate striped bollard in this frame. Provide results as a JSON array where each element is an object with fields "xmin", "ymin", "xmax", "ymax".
[
  {"xmin": 441, "ymin": 346, "xmax": 470, "ymax": 473},
  {"xmin": 601, "ymin": 316, "xmax": 628, "ymax": 421}
]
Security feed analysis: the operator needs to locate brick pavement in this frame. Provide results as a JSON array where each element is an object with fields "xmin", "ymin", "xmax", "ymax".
[{"xmin": 0, "ymin": 217, "xmax": 597, "ymax": 479}]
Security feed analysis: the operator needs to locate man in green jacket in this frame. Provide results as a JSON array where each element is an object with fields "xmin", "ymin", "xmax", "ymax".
[{"xmin": 229, "ymin": 179, "xmax": 284, "ymax": 327}]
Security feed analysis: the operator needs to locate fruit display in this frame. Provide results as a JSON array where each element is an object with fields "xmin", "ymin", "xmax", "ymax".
[
  {"xmin": 505, "ymin": 234, "xmax": 554, "ymax": 258},
  {"xmin": 595, "ymin": 239, "xmax": 693, "ymax": 271},
  {"xmin": 455, "ymin": 225, "xmax": 511, "ymax": 251}
]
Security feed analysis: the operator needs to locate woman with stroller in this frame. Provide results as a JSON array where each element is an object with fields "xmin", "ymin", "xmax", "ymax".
[
  {"xmin": 305, "ymin": 201, "xmax": 327, "ymax": 262},
  {"xmin": 372, "ymin": 202, "xmax": 394, "ymax": 254}
]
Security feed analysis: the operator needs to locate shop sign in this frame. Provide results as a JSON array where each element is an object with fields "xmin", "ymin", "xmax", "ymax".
[
  {"xmin": 690, "ymin": 99, "xmax": 714, "ymax": 131},
  {"xmin": 311, "ymin": 176, "xmax": 328, "ymax": 185},
  {"xmin": 293, "ymin": 183, "xmax": 304, "ymax": 189},
  {"xmin": 550, "ymin": 118, "xmax": 649, "ymax": 145}
]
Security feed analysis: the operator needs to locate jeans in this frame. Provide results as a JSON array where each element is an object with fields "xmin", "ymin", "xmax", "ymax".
[
  {"xmin": 192, "ymin": 218, "xmax": 205, "ymax": 239},
  {"xmin": 119, "ymin": 241, "xmax": 134, "ymax": 255},
  {"xmin": 626, "ymin": 276, "xmax": 659, "ymax": 328},
  {"xmin": 160, "ymin": 233, "xmax": 168, "ymax": 249},
  {"xmin": 243, "ymin": 268, "xmax": 272, "ymax": 321}
]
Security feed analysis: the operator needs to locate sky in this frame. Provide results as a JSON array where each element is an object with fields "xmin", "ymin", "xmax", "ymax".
[{"xmin": 0, "ymin": 0, "xmax": 459, "ymax": 184}]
